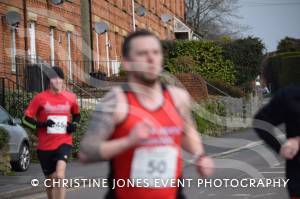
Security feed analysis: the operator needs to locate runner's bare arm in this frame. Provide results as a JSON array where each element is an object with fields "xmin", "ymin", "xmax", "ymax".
[
  {"xmin": 79, "ymin": 88, "xmax": 131, "ymax": 162},
  {"xmin": 168, "ymin": 86, "xmax": 205, "ymax": 156},
  {"xmin": 169, "ymin": 86, "xmax": 214, "ymax": 176}
]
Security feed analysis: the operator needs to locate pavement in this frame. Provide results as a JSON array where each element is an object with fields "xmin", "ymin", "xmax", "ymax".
[{"xmin": 0, "ymin": 127, "xmax": 289, "ymax": 199}]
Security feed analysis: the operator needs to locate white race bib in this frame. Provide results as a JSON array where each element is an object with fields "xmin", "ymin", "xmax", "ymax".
[
  {"xmin": 47, "ymin": 115, "xmax": 68, "ymax": 134},
  {"xmin": 130, "ymin": 146, "xmax": 178, "ymax": 188}
]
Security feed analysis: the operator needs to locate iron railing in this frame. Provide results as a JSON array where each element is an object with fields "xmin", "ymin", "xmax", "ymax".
[
  {"xmin": 0, "ymin": 59, "xmax": 112, "ymax": 111},
  {"xmin": 66, "ymin": 79, "xmax": 103, "ymax": 109},
  {"xmin": 1, "ymin": 57, "xmax": 121, "ymax": 87},
  {"xmin": 0, "ymin": 76, "xmax": 35, "ymax": 118}
]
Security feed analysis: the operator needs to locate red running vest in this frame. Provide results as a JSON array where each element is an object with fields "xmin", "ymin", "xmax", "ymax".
[{"xmin": 109, "ymin": 84, "xmax": 184, "ymax": 199}]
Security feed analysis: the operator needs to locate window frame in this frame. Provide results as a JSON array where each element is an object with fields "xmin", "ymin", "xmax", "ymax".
[
  {"xmin": 66, "ymin": 31, "xmax": 72, "ymax": 79},
  {"xmin": 10, "ymin": 27, "xmax": 17, "ymax": 72},
  {"xmin": 28, "ymin": 21, "xmax": 37, "ymax": 63},
  {"xmin": 50, "ymin": 27, "xmax": 55, "ymax": 66}
]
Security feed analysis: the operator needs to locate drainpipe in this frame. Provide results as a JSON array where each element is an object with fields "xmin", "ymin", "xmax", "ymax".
[
  {"xmin": 131, "ymin": 0, "xmax": 136, "ymax": 31},
  {"xmin": 80, "ymin": 0, "xmax": 93, "ymax": 77},
  {"xmin": 23, "ymin": 0, "xmax": 28, "ymax": 60},
  {"xmin": 88, "ymin": 0, "xmax": 94, "ymax": 72}
]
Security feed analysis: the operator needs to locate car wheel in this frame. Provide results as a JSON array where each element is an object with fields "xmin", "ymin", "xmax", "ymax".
[{"xmin": 11, "ymin": 142, "xmax": 30, "ymax": 172}]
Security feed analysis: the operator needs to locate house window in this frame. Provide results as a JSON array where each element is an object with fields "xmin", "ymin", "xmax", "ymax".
[
  {"xmin": 28, "ymin": 22, "xmax": 36, "ymax": 63},
  {"xmin": 67, "ymin": 31, "xmax": 72, "ymax": 79},
  {"xmin": 10, "ymin": 27, "xmax": 17, "ymax": 72},
  {"xmin": 50, "ymin": 27, "xmax": 55, "ymax": 66}
]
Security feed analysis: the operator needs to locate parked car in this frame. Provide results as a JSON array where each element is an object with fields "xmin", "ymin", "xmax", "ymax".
[{"xmin": 0, "ymin": 106, "xmax": 30, "ymax": 171}]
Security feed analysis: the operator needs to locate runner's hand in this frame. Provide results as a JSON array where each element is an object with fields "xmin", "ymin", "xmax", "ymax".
[
  {"xmin": 45, "ymin": 119, "xmax": 55, "ymax": 127},
  {"xmin": 280, "ymin": 138, "xmax": 299, "ymax": 160},
  {"xmin": 196, "ymin": 155, "xmax": 214, "ymax": 177},
  {"xmin": 127, "ymin": 119, "xmax": 152, "ymax": 147},
  {"xmin": 37, "ymin": 119, "xmax": 55, "ymax": 128},
  {"xmin": 67, "ymin": 123, "xmax": 77, "ymax": 134}
]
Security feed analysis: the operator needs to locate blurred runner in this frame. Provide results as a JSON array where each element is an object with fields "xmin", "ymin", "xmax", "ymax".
[
  {"xmin": 253, "ymin": 84, "xmax": 300, "ymax": 199},
  {"xmin": 79, "ymin": 30, "xmax": 214, "ymax": 199},
  {"xmin": 22, "ymin": 66, "xmax": 80, "ymax": 199}
]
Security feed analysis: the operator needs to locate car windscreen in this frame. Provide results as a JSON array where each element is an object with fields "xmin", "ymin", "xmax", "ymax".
[{"xmin": 0, "ymin": 107, "xmax": 11, "ymax": 124}]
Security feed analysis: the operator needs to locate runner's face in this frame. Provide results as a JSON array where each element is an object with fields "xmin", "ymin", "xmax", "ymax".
[
  {"xmin": 49, "ymin": 77, "xmax": 64, "ymax": 92},
  {"xmin": 127, "ymin": 36, "xmax": 163, "ymax": 85}
]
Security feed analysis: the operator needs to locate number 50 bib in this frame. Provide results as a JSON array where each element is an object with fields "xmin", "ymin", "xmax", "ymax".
[{"xmin": 130, "ymin": 146, "xmax": 178, "ymax": 188}]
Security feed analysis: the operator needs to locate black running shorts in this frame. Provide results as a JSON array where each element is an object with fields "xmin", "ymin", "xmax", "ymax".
[{"xmin": 37, "ymin": 144, "xmax": 72, "ymax": 176}]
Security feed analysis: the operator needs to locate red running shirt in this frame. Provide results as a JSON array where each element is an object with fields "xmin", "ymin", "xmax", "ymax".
[
  {"xmin": 25, "ymin": 89, "xmax": 80, "ymax": 150},
  {"xmin": 110, "ymin": 86, "xmax": 184, "ymax": 199}
]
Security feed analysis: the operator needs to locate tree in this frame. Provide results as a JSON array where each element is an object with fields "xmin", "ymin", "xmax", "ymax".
[
  {"xmin": 219, "ymin": 37, "xmax": 265, "ymax": 86},
  {"xmin": 185, "ymin": 0, "xmax": 248, "ymax": 39},
  {"xmin": 277, "ymin": 37, "xmax": 300, "ymax": 53}
]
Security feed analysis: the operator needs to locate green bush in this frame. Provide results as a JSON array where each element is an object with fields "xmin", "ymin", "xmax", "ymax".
[
  {"xmin": 163, "ymin": 40, "xmax": 236, "ymax": 85},
  {"xmin": 219, "ymin": 37, "xmax": 265, "ymax": 86},
  {"xmin": 165, "ymin": 56, "xmax": 197, "ymax": 73},
  {"xmin": 0, "ymin": 127, "xmax": 11, "ymax": 175},
  {"xmin": 279, "ymin": 56, "xmax": 300, "ymax": 88},
  {"xmin": 4, "ymin": 91, "xmax": 35, "ymax": 118},
  {"xmin": 192, "ymin": 99, "xmax": 226, "ymax": 137},
  {"xmin": 72, "ymin": 109, "xmax": 91, "ymax": 158},
  {"xmin": 207, "ymin": 79, "xmax": 245, "ymax": 98},
  {"xmin": 118, "ymin": 66, "xmax": 127, "ymax": 77},
  {"xmin": 277, "ymin": 37, "xmax": 300, "ymax": 53},
  {"xmin": 0, "ymin": 128, "xmax": 9, "ymax": 150},
  {"xmin": 263, "ymin": 52, "xmax": 300, "ymax": 93}
]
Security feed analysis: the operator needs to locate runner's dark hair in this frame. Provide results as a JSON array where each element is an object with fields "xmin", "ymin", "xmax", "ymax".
[
  {"xmin": 43, "ymin": 65, "xmax": 65, "ymax": 88},
  {"xmin": 122, "ymin": 29, "xmax": 162, "ymax": 58}
]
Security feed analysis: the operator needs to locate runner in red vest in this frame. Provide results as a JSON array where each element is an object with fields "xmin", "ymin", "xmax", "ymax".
[
  {"xmin": 79, "ymin": 30, "xmax": 214, "ymax": 199},
  {"xmin": 23, "ymin": 66, "xmax": 80, "ymax": 199}
]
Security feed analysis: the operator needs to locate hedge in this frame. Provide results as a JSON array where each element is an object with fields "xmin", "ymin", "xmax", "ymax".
[
  {"xmin": 4, "ymin": 91, "xmax": 35, "ymax": 119},
  {"xmin": 279, "ymin": 56, "xmax": 300, "ymax": 88},
  {"xmin": 207, "ymin": 79, "xmax": 245, "ymax": 98},
  {"xmin": 163, "ymin": 40, "xmax": 237, "ymax": 85},
  {"xmin": 263, "ymin": 52, "xmax": 300, "ymax": 93},
  {"xmin": 0, "ymin": 128, "xmax": 9, "ymax": 150},
  {"xmin": 219, "ymin": 37, "xmax": 265, "ymax": 86},
  {"xmin": 72, "ymin": 109, "xmax": 91, "ymax": 158},
  {"xmin": 0, "ymin": 127, "xmax": 11, "ymax": 175}
]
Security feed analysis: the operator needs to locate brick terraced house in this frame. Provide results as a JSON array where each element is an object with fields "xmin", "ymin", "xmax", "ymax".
[{"xmin": 1, "ymin": 0, "xmax": 198, "ymax": 81}]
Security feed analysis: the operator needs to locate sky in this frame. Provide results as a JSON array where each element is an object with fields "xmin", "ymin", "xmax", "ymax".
[{"xmin": 236, "ymin": 0, "xmax": 300, "ymax": 52}]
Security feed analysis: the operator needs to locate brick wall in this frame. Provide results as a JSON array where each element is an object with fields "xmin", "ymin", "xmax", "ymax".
[
  {"xmin": 0, "ymin": 0, "xmax": 185, "ymax": 84},
  {"xmin": 175, "ymin": 73, "xmax": 208, "ymax": 101},
  {"xmin": 0, "ymin": 0, "xmax": 25, "ymax": 80},
  {"xmin": 105, "ymin": 72, "xmax": 208, "ymax": 101},
  {"xmin": 0, "ymin": 0, "xmax": 82, "ymax": 82},
  {"xmin": 91, "ymin": 0, "xmax": 186, "ymax": 74}
]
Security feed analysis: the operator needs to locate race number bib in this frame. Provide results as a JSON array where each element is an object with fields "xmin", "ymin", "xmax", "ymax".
[
  {"xmin": 47, "ymin": 115, "xmax": 67, "ymax": 134},
  {"xmin": 130, "ymin": 146, "xmax": 178, "ymax": 188}
]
